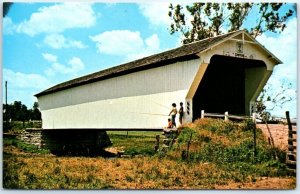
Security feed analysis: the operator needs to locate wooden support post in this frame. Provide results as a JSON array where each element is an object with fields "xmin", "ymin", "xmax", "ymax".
[
  {"xmin": 253, "ymin": 121, "xmax": 257, "ymax": 162},
  {"xmin": 201, "ymin": 110, "xmax": 204, "ymax": 119},
  {"xmin": 285, "ymin": 111, "xmax": 296, "ymax": 175},
  {"xmin": 186, "ymin": 132, "xmax": 193, "ymax": 162},
  {"xmin": 224, "ymin": 111, "xmax": 229, "ymax": 121},
  {"xmin": 252, "ymin": 113, "xmax": 256, "ymax": 123},
  {"xmin": 286, "ymin": 111, "xmax": 295, "ymax": 153},
  {"xmin": 286, "ymin": 111, "xmax": 293, "ymax": 139},
  {"xmin": 154, "ymin": 135, "xmax": 160, "ymax": 152}
]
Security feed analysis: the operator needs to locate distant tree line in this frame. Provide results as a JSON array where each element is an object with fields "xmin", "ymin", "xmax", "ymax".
[{"xmin": 3, "ymin": 101, "xmax": 41, "ymax": 123}]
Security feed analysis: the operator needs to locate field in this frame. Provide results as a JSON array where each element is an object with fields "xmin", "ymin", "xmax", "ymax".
[{"xmin": 2, "ymin": 119, "xmax": 296, "ymax": 189}]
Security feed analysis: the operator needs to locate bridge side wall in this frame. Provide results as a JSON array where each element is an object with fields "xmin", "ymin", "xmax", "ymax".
[{"xmin": 38, "ymin": 59, "xmax": 201, "ymax": 129}]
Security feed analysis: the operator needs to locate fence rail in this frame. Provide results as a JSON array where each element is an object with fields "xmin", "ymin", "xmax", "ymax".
[{"xmin": 200, "ymin": 110, "xmax": 256, "ymax": 122}]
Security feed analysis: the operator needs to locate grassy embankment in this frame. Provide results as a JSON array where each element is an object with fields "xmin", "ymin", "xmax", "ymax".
[
  {"xmin": 3, "ymin": 120, "xmax": 42, "ymax": 133},
  {"xmin": 3, "ymin": 118, "xmax": 296, "ymax": 189}
]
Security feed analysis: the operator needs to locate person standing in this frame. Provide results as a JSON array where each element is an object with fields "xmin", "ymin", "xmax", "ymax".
[
  {"xmin": 179, "ymin": 102, "xmax": 184, "ymax": 126},
  {"xmin": 169, "ymin": 103, "xmax": 177, "ymax": 128}
]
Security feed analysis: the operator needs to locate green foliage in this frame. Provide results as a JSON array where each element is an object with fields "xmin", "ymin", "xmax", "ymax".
[
  {"xmin": 187, "ymin": 139, "xmax": 262, "ymax": 164},
  {"xmin": 124, "ymin": 146, "xmax": 155, "ymax": 156},
  {"xmin": 3, "ymin": 2, "xmax": 13, "ymax": 17},
  {"xmin": 107, "ymin": 131, "xmax": 160, "ymax": 157},
  {"xmin": 207, "ymin": 120, "xmax": 238, "ymax": 135},
  {"xmin": 241, "ymin": 119, "xmax": 256, "ymax": 131},
  {"xmin": 177, "ymin": 127, "xmax": 197, "ymax": 144},
  {"xmin": 197, "ymin": 140, "xmax": 254, "ymax": 163},
  {"xmin": 4, "ymin": 137, "xmax": 49, "ymax": 154},
  {"xmin": 174, "ymin": 118, "xmax": 289, "ymax": 177},
  {"xmin": 169, "ymin": 3, "xmax": 295, "ymax": 44},
  {"xmin": 3, "ymin": 161, "xmax": 23, "ymax": 189}
]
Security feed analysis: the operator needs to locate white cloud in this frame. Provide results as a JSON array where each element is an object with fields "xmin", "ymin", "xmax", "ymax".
[
  {"xmin": 145, "ymin": 34, "xmax": 160, "ymax": 51},
  {"xmin": 3, "ymin": 17, "xmax": 16, "ymax": 35},
  {"xmin": 44, "ymin": 34, "xmax": 87, "ymax": 49},
  {"xmin": 68, "ymin": 57, "xmax": 85, "ymax": 73},
  {"xmin": 256, "ymin": 18, "xmax": 297, "ymax": 80},
  {"xmin": 2, "ymin": 69, "xmax": 53, "ymax": 107},
  {"xmin": 138, "ymin": 3, "xmax": 171, "ymax": 27},
  {"xmin": 3, "ymin": 69, "xmax": 52, "ymax": 89},
  {"xmin": 45, "ymin": 68, "xmax": 55, "ymax": 77},
  {"xmin": 126, "ymin": 34, "xmax": 161, "ymax": 61},
  {"xmin": 42, "ymin": 53, "xmax": 57, "ymax": 63},
  {"xmin": 44, "ymin": 34, "xmax": 65, "ymax": 49},
  {"xmin": 68, "ymin": 40, "xmax": 87, "ymax": 49},
  {"xmin": 90, "ymin": 30, "xmax": 144, "ymax": 56},
  {"xmin": 256, "ymin": 17, "xmax": 297, "ymax": 117},
  {"xmin": 90, "ymin": 30, "xmax": 161, "ymax": 61},
  {"xmin": 137, "ymin": 2, "xmax": 194, "ymax": 45},
  {"xmin": 45, "ymin": 57, "xmax": 85, "ymax": 76},
  {"xmin": 16, "ymin": 3, "xmax": 96, "ymax": 36}
]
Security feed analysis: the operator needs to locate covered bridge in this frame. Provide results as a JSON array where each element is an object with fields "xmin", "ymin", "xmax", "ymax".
[{"xmin": 35, "ymin": 30, "xmax": 281, "ymax": 130}]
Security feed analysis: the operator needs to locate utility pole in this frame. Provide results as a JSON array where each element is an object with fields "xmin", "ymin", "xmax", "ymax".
[
  {"xmin": 5, "ymin": 81, "xmax": 7, "ymax": 106},
  {"xmin": 5, "ymin": 81, "xmax": 8, "ymax": 131}
]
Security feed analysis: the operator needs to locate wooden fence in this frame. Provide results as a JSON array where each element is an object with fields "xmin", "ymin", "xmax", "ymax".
[
  {"xmin": 200, "ymin": 110, "xmax": 256, "ymax": 122},
  {"xmin": 286, "ymin": 111, "xmax": 296, "ymax": 176}
]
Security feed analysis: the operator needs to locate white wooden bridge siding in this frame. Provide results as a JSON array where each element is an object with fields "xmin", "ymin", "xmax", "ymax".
[{"xmin": 38, "ymin": 59, "xmax": 201, "ymax": 129}]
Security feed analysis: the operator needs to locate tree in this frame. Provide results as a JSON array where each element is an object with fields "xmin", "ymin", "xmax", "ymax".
[
  {"xmin": 12, "ymin": 101, "xmax": 22, "ymax": 121},
  {"xmin": 169, "ymin": 3, "xmax": 294, "ymax": 44},
  {"xmin": 254, "ymin": 81, "xmax": 295, "ymax": 122},
  {"xmin": 3, "ymin": 2, "xmax": 13, "ymax": 17},
  {"xmin": 2, "ymin": 101, "xmax": 41, "ymax": 122},
  {"xmin": 30, "ymin": 102, "xmax": 42, "ymax": 120},
  {"xmin": 20, "ymin": 104, "xmax": 29, "ymax": 126}
]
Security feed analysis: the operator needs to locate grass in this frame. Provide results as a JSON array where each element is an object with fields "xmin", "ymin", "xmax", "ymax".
[
  {"xmin": 2, "ymin": 119, "xmax": 296, "ymax": 189},
  {"xmin": 107, "ymin": 131, "xmax": 161, "ymax": 156},
  {"xmin": 3, "ymin": 152, "xmax": 295, "ymax": 189},
  {"xmin": 4, "ymin": 121, "xmax": 42, "ymax": 134},
  {"xmin": 3, "ymin": 136, "xmax": 50, "ymax": 155}
]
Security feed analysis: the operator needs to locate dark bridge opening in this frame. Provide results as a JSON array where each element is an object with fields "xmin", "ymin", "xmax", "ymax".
[{"xmin": 193, "ymin": 55, "xmax": 266, "ymax": 120}]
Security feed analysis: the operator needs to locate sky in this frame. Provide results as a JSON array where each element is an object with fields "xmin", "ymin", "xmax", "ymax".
[{"xmin": 1, "ymin": 1, "xmax": 298, "ymax": 118}]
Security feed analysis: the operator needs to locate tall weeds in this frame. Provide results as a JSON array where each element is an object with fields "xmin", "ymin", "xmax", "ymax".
[{"xmin": 169, "ymin": 118, "xmax": 288, "ymax": 177}]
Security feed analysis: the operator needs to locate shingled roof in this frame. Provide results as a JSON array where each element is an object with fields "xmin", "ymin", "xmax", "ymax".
[{"xmin": 35, "ymin": 30, "xmax": 268, "ymax": 97}]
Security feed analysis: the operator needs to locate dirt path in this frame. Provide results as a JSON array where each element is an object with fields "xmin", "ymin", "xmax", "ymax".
[{"xmin": 257, "ymin": 124, "xmax": 297, "ymax": 151}]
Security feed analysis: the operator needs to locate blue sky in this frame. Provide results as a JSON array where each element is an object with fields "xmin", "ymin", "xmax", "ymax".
[{"xmin": 2, "ymin": 2, "xmax": 298, "ymax": 118}]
